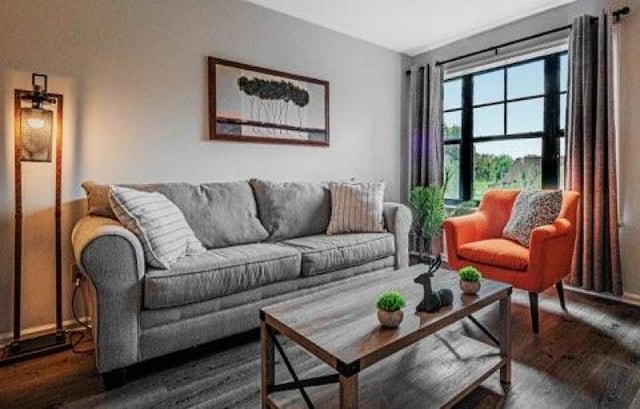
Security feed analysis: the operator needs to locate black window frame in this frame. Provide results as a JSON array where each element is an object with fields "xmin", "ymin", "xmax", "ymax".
[{"xmin": 443, "ymin": 51, "xmax": 568, "ymax": 204}]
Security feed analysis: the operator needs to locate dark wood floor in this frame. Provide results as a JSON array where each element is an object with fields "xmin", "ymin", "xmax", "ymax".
[{"xmin": 2, "ymin": 287, "xmax": 640, "ymax": 409}]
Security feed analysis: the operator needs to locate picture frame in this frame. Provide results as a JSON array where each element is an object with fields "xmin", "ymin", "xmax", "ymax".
[{"xmin": 208, "ymin": 57, "xmax": 330, "ymax": 146}]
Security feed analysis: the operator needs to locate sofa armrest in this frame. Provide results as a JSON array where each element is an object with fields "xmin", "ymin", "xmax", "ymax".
[
  {"xmin": 383, "ymin": 202, "xmax": 412, "ymax": 268},
  {"xmin": 71, "ymin": 216, "xmax": 145, "ymax": 373}
]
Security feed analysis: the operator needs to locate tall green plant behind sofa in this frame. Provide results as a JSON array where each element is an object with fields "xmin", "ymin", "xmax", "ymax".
[{"xmin": 72, "ymin": 179, "xmax": 411, "ymax": 384}]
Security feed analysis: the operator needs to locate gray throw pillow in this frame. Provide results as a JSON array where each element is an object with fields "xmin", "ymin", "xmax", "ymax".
[
  {"xmin": 326, "ymin": 182, "xmax": 385, "ymax": 234},
  {"xmin": 502, "ymin": 190, "xmax": 563, "ymax": 247},
  {"xmin": 109, "ymin": 185, "xmax": 205, "ymax": 269}
]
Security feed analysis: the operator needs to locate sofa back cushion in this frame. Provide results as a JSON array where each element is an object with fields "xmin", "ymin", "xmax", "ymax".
[
  {"xmin": 250, "ymin": 179, "xmax": 331, "ymax": 241},
  {"xmin": 81, "ymin": 181, "xmax": 268, "ymax": 248},
  {"xmin": 134, "ymin": 182, "xmax": 269, "ymax": 249}
]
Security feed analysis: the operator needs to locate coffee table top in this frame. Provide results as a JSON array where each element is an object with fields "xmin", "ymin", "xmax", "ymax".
[{"xmin": 261, "ymin": 264, "xmax": 512, "ymax": 373}]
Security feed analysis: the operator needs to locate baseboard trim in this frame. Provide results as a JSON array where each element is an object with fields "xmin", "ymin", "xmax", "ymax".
[
  {"xmin": 565, "ymin": 285, "xmax": 640, "ymax": 308},
  {"xmin": 622, "ymin": 291, "xmax": 640, "ymax": 305},
  {"xmin": 0, "ymin": 317, "xmax": 90, "ymax": 348}
]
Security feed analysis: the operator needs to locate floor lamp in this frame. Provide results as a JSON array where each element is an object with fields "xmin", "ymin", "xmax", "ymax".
[{"xmin": 1, "ymin": 73, "xmax": 70, "ymax": 366}]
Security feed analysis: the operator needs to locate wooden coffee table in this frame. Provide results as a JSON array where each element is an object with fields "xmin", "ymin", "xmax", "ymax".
[{"xmin": 260, "ymin": 264, "xmax": 512, "ymax": 409}]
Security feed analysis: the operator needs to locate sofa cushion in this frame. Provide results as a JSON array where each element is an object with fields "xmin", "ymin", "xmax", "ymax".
[
  {"xmin": 458, "ymin": 238, "xmax": 529, "ymax": 271},
  {"xmin": 144, "ymin": 243, "xmax": 301, "ymax": 309},
  {"xmin": 280, "ymin": 233, "xmax": 395, "ymax": 276},
  {"xmin": 250, "ymin": 179, "xmax": 331, "ymax": 241},
  {"xmin": 130, "ymin": 181, "xmax": 269, "ymax": 249},
  {"xmin": 140, "ymin": 257, "xmax": 395, "ymax": 330}
]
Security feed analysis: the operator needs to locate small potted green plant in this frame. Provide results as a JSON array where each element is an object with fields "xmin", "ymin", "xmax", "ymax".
[
  {"xmin": 459, "ymin": 266, "xmax": 482, "ymax": 295},
  {"xmin": 376, "ymin": 290, "xmax": 406, "ymax": 328}
]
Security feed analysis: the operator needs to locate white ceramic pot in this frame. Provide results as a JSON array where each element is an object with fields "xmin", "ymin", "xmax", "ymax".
[{"xmin": 377, "ymin": 309, "xmax": 404, "ymax": 328}]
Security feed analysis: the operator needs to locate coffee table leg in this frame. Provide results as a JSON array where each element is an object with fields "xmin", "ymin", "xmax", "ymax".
[
  {"xmin": 339, "ymin": 374, "xmax": 358, "ymax": 409},
  {"xmin": 261, "ymin": 321, "xmax": 275, "ymax": 409},
  {"xmin": 499, "ymin": 293, "xmax": 512, "ymax": 385}
]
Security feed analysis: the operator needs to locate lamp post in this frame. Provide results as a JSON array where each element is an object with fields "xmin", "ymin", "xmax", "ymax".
[{"xmin": 1, "ymin": 73, "xmax": 70, "ymax": 365}]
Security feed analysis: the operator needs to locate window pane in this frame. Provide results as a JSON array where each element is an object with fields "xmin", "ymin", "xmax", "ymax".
[
  {"xmin": 473, "ymin": 138, "xmax": 542, "ymax": 200},
  {"xmin": 443, "ymin": 79, "xmax": 462, "ymax": 110},
  {"xmin": 559, "ymin": 136, "xmax": 566, "ymax": 189},
  {"xmin": 473, "ymin": 69, "xmax": 504, "ymax": 105},
  {"xmin": 443, "ymin": 111, "xmax": 462, "ymax": 140},
  {"xmin": 507, "ymin": 60, "xmax": 544, "ymax": 99},
  {"xmin": 507, "ymin": 98, "xmax": 543, "ymax": 134},
  {"xmin": 560, "ymin": 54, "xmax": 568, "ymax": 92},
  {"xmin": 473, "ymin": 104, "xmax": 504, "ymax": 136},
  {"xmin": 560, "ymin": 93, "xmax": 567, "ymax": 130},
  {"xmin": 444, "ymin": 144, "xmax": 460, "ymax": 200}
]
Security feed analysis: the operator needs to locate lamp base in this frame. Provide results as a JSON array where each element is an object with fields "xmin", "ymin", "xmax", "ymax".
[{"xmin": 0, "ymin": 331, "xmax": 70, "ymax": 367}]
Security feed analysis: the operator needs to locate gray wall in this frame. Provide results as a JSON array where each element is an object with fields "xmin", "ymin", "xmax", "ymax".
[
  {"xmin": 0, "ymin": 0, "xmax": 408, "ymax": 337},
  {"xmin": 410, "ymin": 0, "xmax": 640, "ymax": 298}
]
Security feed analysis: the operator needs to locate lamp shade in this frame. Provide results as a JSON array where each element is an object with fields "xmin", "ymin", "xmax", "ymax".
[{"xmin": 20, "ymin": 107, "xmax": 53, "ymax": 162}]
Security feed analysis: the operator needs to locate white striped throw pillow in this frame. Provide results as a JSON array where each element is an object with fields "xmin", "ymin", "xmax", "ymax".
[
  {"xmin": 109, "ymin": 185, "xmax": 205, "ymax": 269},
  {"xmin": 326, "ymin": 182, "xmax": 386, "ymax": 234}
]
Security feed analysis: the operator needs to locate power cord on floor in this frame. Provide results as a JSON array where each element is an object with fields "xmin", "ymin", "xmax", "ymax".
[{"xmin": 70, "ymin": 274, "xmax": 95, "ymax": 355}]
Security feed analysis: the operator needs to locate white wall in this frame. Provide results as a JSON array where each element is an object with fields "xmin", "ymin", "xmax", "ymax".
[
  {"xmin": 411, "ymin": 0, "xmax": 640, "ymax": 298},
  {"xmin": 0, "ymin": 0, "xmax": 407, "ymax": 336},
  {"xmin": 616, "ymin": 0, "xmax": 640, "ymax": 297}
]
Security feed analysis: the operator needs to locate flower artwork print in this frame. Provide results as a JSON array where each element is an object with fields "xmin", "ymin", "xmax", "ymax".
[{"xmin": 209, "ymin": 57, "xmax": 329, "ymax": 146}]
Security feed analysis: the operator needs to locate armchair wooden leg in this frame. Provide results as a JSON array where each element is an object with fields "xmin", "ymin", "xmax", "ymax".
[
  {"xmin": 528, "ymin": 292, "xmax": 539, "ymax": 334},
  {"xmin": 556, "ymin": 281, "xmax": 567, "ymax": 311}
]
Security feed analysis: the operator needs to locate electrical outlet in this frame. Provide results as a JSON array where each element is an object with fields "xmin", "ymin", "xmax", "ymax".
[{"xmin": 72, "ymin": 264, "xmax": 84, "ymax": 286}]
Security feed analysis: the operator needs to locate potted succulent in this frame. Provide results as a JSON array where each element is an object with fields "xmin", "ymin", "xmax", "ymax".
[
  {"xmin": 459, "ymin": 266, "xmax": 482, "ymax": 295},
  {"xmin": 376, "ymin": 291, "xmax": 406, "ymax": 328}
]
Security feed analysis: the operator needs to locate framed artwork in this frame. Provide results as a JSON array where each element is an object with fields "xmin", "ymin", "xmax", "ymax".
[{"xmin": 208, "ymin": 57, "xmax": 330, "ymax": 146}]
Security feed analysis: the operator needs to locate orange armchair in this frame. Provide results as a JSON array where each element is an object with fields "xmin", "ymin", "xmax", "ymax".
[{"xmin": 443, "ymin": 189, "xmax": 580, "ymax": 333}]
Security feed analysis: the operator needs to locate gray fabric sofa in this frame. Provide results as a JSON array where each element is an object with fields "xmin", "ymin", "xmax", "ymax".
[{"xmin": 71, "ymin": 180, "xmax": 411, "ymax": 378}]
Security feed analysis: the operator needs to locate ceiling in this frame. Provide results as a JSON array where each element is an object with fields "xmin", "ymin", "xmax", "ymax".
[{"xmin": 245, "ymin": 0, "xmax": 576, "ymax": 56}]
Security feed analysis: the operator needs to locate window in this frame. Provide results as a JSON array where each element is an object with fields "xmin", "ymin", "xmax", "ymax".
[{"xmin": 443, "ymin": 52, "xmax": 568, "ymax": 202}]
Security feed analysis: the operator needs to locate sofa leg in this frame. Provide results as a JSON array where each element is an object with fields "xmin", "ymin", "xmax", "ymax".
[
  {"xmin": 556, "ymin": 281, "xmax": 567, "ymax": 311},
  {"xmin": 528, "ymin": 292, "xmax": 539, "ymax": 334},
  {"xmin": 102, "ymin": 367, "xmax": 127, "ymax": 390}
]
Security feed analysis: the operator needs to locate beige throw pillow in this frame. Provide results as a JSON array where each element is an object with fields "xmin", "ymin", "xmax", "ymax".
[
  {"xmin": 326, "ymin": 182, "xmax": 385, "ymax": 234},
  {"xmin": 82, "ymin": 181, "xmax": 116, "ymax": 219}
]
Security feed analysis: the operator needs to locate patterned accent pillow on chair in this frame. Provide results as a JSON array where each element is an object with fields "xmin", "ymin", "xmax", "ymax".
[
  {"xmin": 109, "ymin": 185, "xmax": 206, "ymax": 269},
  {"xmin": 326, "ymin": 182, "xmax": 385, "ymax": 234},
  {"xmin": 503, "ymin": 190, "xmax": 563, "ymax": 247}
]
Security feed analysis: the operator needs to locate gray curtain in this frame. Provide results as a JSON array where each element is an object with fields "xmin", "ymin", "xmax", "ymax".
[
  {"xmin": 407, "ymin": 65, "xmax": 444, "ymax": 256},
  {"xmin": 408, "ymin": 65, "xmax": 443, "ymax": 190},
  {"xmin": 567, "ymin": 12, "xmax": 622, "ymax": 294}
]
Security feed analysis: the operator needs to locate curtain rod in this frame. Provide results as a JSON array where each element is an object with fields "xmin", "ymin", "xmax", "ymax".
[
  {"xmin": 434, "ymin": 6, "xmax": 630, "ymax": 67},
  {"xmin": 405, "ymin": 6, "xmax": 631, "ymax": 74}
]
